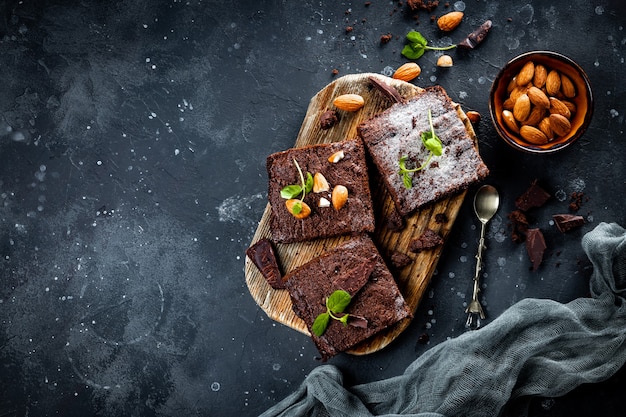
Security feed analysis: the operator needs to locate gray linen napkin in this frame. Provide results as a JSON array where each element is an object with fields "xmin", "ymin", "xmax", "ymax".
[{"xmin": 260, "ymin": 222, "xmax": 626, "ymax": 417}]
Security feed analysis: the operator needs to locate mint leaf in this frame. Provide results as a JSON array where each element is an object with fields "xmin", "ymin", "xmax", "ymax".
[
  {"xmin": 402, "ymin": 30, "xmax": 456, "ymax": 61},
  {"xmin": 304, "ymin": 172, "xmax": 313, "ymax": 194},
  {"xmin": 327, "ymin": 290, "xmax": 351, "ymax": 313},
  {"xmin": 312, "ymin": 312, "xmax": 330, "ymax": 337},
  {"xmin": 406, "ymin": 30, "xmax": 427, "ymax": 46},
  {"xmin": 280, "ymin": 184, "xmax": 303, "ymax": 199}
]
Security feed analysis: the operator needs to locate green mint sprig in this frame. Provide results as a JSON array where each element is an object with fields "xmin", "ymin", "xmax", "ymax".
[
  {"xmin": 401, "ymin": 30, "xmax": 456, "ymax": 60},
  {"xmin": 398, "ymin": 109, "xmax": 443, "ymax": 189},
  {"xmin": 280, "ymin": 158, "xmax": 313, "ymax": 215},
  {"xmin": 311, "ymin": 290, "xmax": 353, "ymax": 337}
]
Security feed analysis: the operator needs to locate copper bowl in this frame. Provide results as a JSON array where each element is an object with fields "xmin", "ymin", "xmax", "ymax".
[{"xmin": 489, "ymin": 51, "xmax": 593, "ymax": 154}]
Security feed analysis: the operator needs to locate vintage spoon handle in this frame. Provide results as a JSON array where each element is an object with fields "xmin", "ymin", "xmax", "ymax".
[{"xmin": 466, "ymin": 221, "xmax": 487, "ymax": 329}]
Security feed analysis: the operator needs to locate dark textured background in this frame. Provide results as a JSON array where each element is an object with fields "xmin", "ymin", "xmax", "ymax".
[{"xmin": 1, "ymin": 1, "xmax": 625, "ymax": 416}]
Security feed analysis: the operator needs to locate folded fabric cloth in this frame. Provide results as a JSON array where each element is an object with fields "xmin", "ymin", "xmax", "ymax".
[{"xmin": 260, "ymin": 222, "xmax": 626, "ymax": 417}]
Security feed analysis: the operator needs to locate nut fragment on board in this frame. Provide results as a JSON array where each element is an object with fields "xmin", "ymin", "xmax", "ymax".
[
  {"xmin": 466, "ymin": 111, "xmax": 481, "ymax": 124},
  {"xmin": 392, "ymin": 62, "xmax": 421, "ymax": 82},
  {"xmin": 333, "ymin": 94, "xmax": 365, "ymax": 111},
  {"xmin": 436, "ymin": 54, "xmax": 453, "ymax": 67},
  {"xmin": 437, "ymin": 11, "xmax": 463, "ymax": 32}
]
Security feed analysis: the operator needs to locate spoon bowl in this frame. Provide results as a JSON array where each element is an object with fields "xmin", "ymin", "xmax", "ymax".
[{"xmin": 474, "ymin": 185, "xmax": 500, "ymax": 224}]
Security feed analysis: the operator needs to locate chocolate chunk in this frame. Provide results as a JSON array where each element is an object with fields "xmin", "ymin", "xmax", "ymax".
[
  {"xmin": 389, "ymin": 250, "xmax": 413, "ymax": 269},
  {"xmin": 409, "ymin": 229, "xmax": 444, "ymax": 253},
  {"xmin": 515, "ymin": 180, "xmax": 551, "ymax": 211},
  {"xmin": 507, "ymin": 209, "xmax": 529, "ymax": 243},
  {"xmin": 320, "ymin": 109, "xmax": 339, "ymax": 129},
  {"xmin": 457, "ymin": 20, "xmax": 492, "ymax": 49},
  {"xmin": 568, "ymin": 191, "xmax": 584, "ymax": 212},
  {"xmin": 525, "ymin": 228, "xmax": 546, "ymax": 271},
  {"xmin": 368, "ymin": 76, "xmax": 404, "ymax": 104},
  {"xmin": 553, "ymin": 214, "xmax": 585, "ymax": 233},
  {"xmin": 246, "ymin": 238, "xmax": 284, "ymax": 289}
]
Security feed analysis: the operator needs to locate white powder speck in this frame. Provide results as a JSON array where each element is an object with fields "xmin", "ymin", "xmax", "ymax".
[
  {"xmin": 595, "ymin": 5, "xmax": 604, "ymax": 15},
  {"xmin": 610, "ymin": 109, "xmax": 619, "ymax": 118}
]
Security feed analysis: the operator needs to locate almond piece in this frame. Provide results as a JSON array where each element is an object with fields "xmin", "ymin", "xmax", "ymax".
[
  {"xmin": 546, "ymin": 70, "xmax": 561, "ymax": 96},
  {"xmin": 313, "ymin": 172, "xmax": 330, "ymax": 193},
  {"xmin": 392, "ymin": 62, "xmax": 422, "ymax": 82},
  {"xmin": 562, "ymin": 100, "xmax": 577, "ymax": 114},
  {"xmin": 533, "ymin": 64, "xmax": 548, "ymax": 88},
  {"xmin": 527, "ymin": 86, "xmax": 550, "ymax": 109},
  {"xmin": 437, "ymin": 11, "xmax": 464, "ymax": 31},
  {"xmin": 538, "ymin": 117, "xmax": 554, "ymax": 140},
  {"xmin": 318, "ymin": 197, "xmax": 331, "ymax": 208},
  {"xmin": 333, "ymin": 94, "xmax": 365, "ymax": 112},
  {"xmin": 549, "ymin": 113, "xmax": 572, "ymax": 136},
  {"xmin": 520, "ymin": 125, "xmax": 548, "ymax": 145},
  {"xmin": 549, "ymin": 97, "xmax": 571, "ymax": 118},
  {"xmin": 507, "ymin": 77, "xmax": 518, "ymax": 93},
  {"xmin": 285, "ymin": 199, "xmax": 311, "ymax": 219},
  {"xmin": 331, "ymin": 185, "xmax": 348, "ymax": 210},
  {"xmin": 516, "ymin": 61, "xmax": 535, "ymax": 86},
  {"xmin": 327, "ymin": 149, "xmax": 345, "ymax": 163},
  {"xmin": 524, "ymin": 106, "xmax": 546, "ymax": 127},
  {"xmin": 502, "ymin": 110, "xmax": 519, "ymax": 133},
  {"xmin": 513, "ymin": 93, "xmax": 531, "ymax": 122},
  {"xmin": 560, "ymin": 74, "xmax": 576, "ymax": 98},
  {"xmin": 502, "ymin": 98, "xmax": 516, "ymax": 111},
  {"xmin": 436, "ymin": 54, "xmax": 453, "ymax": 67},
  {"xmin": 466, "ymin": 111, "xmax": 481, "ymax": 124}
]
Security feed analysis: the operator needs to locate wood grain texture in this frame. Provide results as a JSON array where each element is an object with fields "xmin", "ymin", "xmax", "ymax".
[{"xmin": 244, "ymin": 73, "xmax": 477, "ymax": 355}]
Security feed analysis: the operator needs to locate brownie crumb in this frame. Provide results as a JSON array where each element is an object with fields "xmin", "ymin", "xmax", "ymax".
[
  {"xmin": 434, "ymin": 213, "xmax": 448, "ymax": 224},
  {"xmin": 389, "ymin": 250, "xmax": 413, "ymax": 269},
  {"xmin": 568, "ymin": 191, "xmax": 584, "ymax": 212},
  {"xmin": 385, "ymin": 207, "xmax": 406, "ymax": 231},
  {"xmin": 417, "ymin": 332, "xmax": 430, "ymax": 344},
  {"xmin": 380, "ymin": 33, "xmax": 393, "ymax": 44},
  {"xmin": 320, "ymin": 109, "xmax": 339, "ymax": 129},
  {"xmin": 409, "ymin": 228, "xmax": 444, "ymax": 253}
]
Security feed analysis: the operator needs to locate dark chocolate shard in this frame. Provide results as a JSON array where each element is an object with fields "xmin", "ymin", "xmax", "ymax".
[
  {"xmin": 525, "ymin": 228, "xmax": 546, "ymax": 271},
  {"xmin": 246, "ymin": 238, "xmax": 284, "ymax": 289},
  {"xmin": 515, "ymin": 180, "xmax": 551, "ymax": 211},
  {"xmin": 409, "ymin": 228, "xmax": 444, "ymax": 253},
  {"xmin": 507, "ymin": 209, "xmax": 529, "ymax": 243},
  {"xmin": 368, "ymin": 75, "xmax": 404, "ymax": 104},
  {"xmin": 458, "ymin": 20, "xmax": 492, "ymax": 49},
  {"xmin": 320, "ymin": 109, "xmax": 339, "ymax": 129},
  {"xmin": 553, "ymin": 214, "xmax": 585, "ymax": 233}
]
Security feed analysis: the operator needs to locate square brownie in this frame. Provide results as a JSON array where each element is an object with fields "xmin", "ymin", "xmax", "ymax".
[
  {"xmin": 266, "ymin": 137, "xmax": 375, "ymax": 243},
  {"xmin": 357, "ymin": 85, "xmax": 489, "ymax": 217},
  {"xmin": 284, "ymin": 235, "xmax": 412, "ymax": 360}
]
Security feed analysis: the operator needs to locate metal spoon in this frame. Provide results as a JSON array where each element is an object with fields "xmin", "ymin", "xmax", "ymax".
[{"xmin": 465, "ymin": 185, "xmax": 500, "ymax": 330}]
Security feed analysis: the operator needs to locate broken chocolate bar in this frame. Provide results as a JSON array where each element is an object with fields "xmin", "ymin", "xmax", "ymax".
[
  {"xmin": 525, "ymin": 228, "xmax": 546, "ymax": 271},
  {"xmin": 246, "ymin": 238, "xmax": 284, "ymax": 289},
  {"xmin": 553, "ymin": 214, "xmax": 585, "ymax": 233},
  {"xmin": 515, "ymin": 180, "xmax": 551, "ymax": 211}
]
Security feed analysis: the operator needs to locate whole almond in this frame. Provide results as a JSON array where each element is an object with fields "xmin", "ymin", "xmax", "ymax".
[
  {"xmin": 549, "ymin": 113, "xmax": 572, "ymax": 136},
  {"xmin": 333, "ymin": 94, "xmax": 364, "ymax": 112},
  {"xmin": 437, "ymin": 11, "xmax": 464, "ymax": 31},
  {"xmin": 562, "ymin": 100, "xmax": 577, "ymax": 114},
  {"xmin": 516, "ymin": 61, "xmax": 535, "ymax": 86},
  {"xmin": 546, "ymin": 70, "xmax": 561, "ymax": 96},
  {"xmin": 560, "ymin": 74, "xmax": 576, "ymax": 98},
  {"xmin": 513, "ymin": 93, "xmax": 531, "ymax": 122},
  {"xmin": 466, "ymin": 111, "xmax": 481, "ymax": 124},
  {"xmin": 313, "ymin": 172, "xmax": 330, "ymax": 193},
  {"xmin": 331, "ymin": 185, "xmax": 348, "ymax": 210},
  {"xmin": 549, "ymin": 97, "xmax": 571, "ymax": 118},
  {"xmin": 524, "ymin": 106, "xmax": 546, "ymax": 127},
  {"xmin": 527, "ymin": 86, "xmax": 550, "ymax": 109},
  {"xmin": 502, "ymin": 110, "xmax": 519, "ymax": 133},
  {"xmin": 510, "ymin": 85, "xmax": 529, "ymax": 102},
  {"xmin": 538, "ymin": 117, "xmax": 554, "ymax": 140},
  {"xmin": 520, "ymin": 125, "xmax": 548, "ymax": 145},
  {"xmin": 533, "ymin": 64, "xmax": 548, "ymax": 88},
  {"xmin": 507, "ymin": 77, "xmax": 518, "ymax": 93},
  {"xmin": 502, "ymin": 98, "xmax": 516, "ymax": 111},
  {"xmin": 393, "ymin": 62, "xmax": 422, "ymax": 82},
  {"xmin": 285, "ymin": 199, "xmax": 311, "ymax": 219}
]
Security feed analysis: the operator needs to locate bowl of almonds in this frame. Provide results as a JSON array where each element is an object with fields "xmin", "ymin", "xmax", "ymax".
[{"xmin": 489, "ymin": 51, "xmax": 593, "ymax": 154}]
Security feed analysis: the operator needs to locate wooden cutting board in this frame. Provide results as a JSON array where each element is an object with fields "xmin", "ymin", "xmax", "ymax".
[{"xmin": 244, "ymin": 73, "xmax": 474, "ymax": 355}]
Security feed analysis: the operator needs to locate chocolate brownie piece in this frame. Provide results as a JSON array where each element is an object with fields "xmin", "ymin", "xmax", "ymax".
[
  {"xmin": 357, "ymin": 86, "xmax": 489, "ymax": 217},
  {"xmin": 266, "ymin": 138, "xmax": 375, "ymax": 243},
  {"xmin": 284, "ymin": 235, "xmax": 412, "ymax": 360}
]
